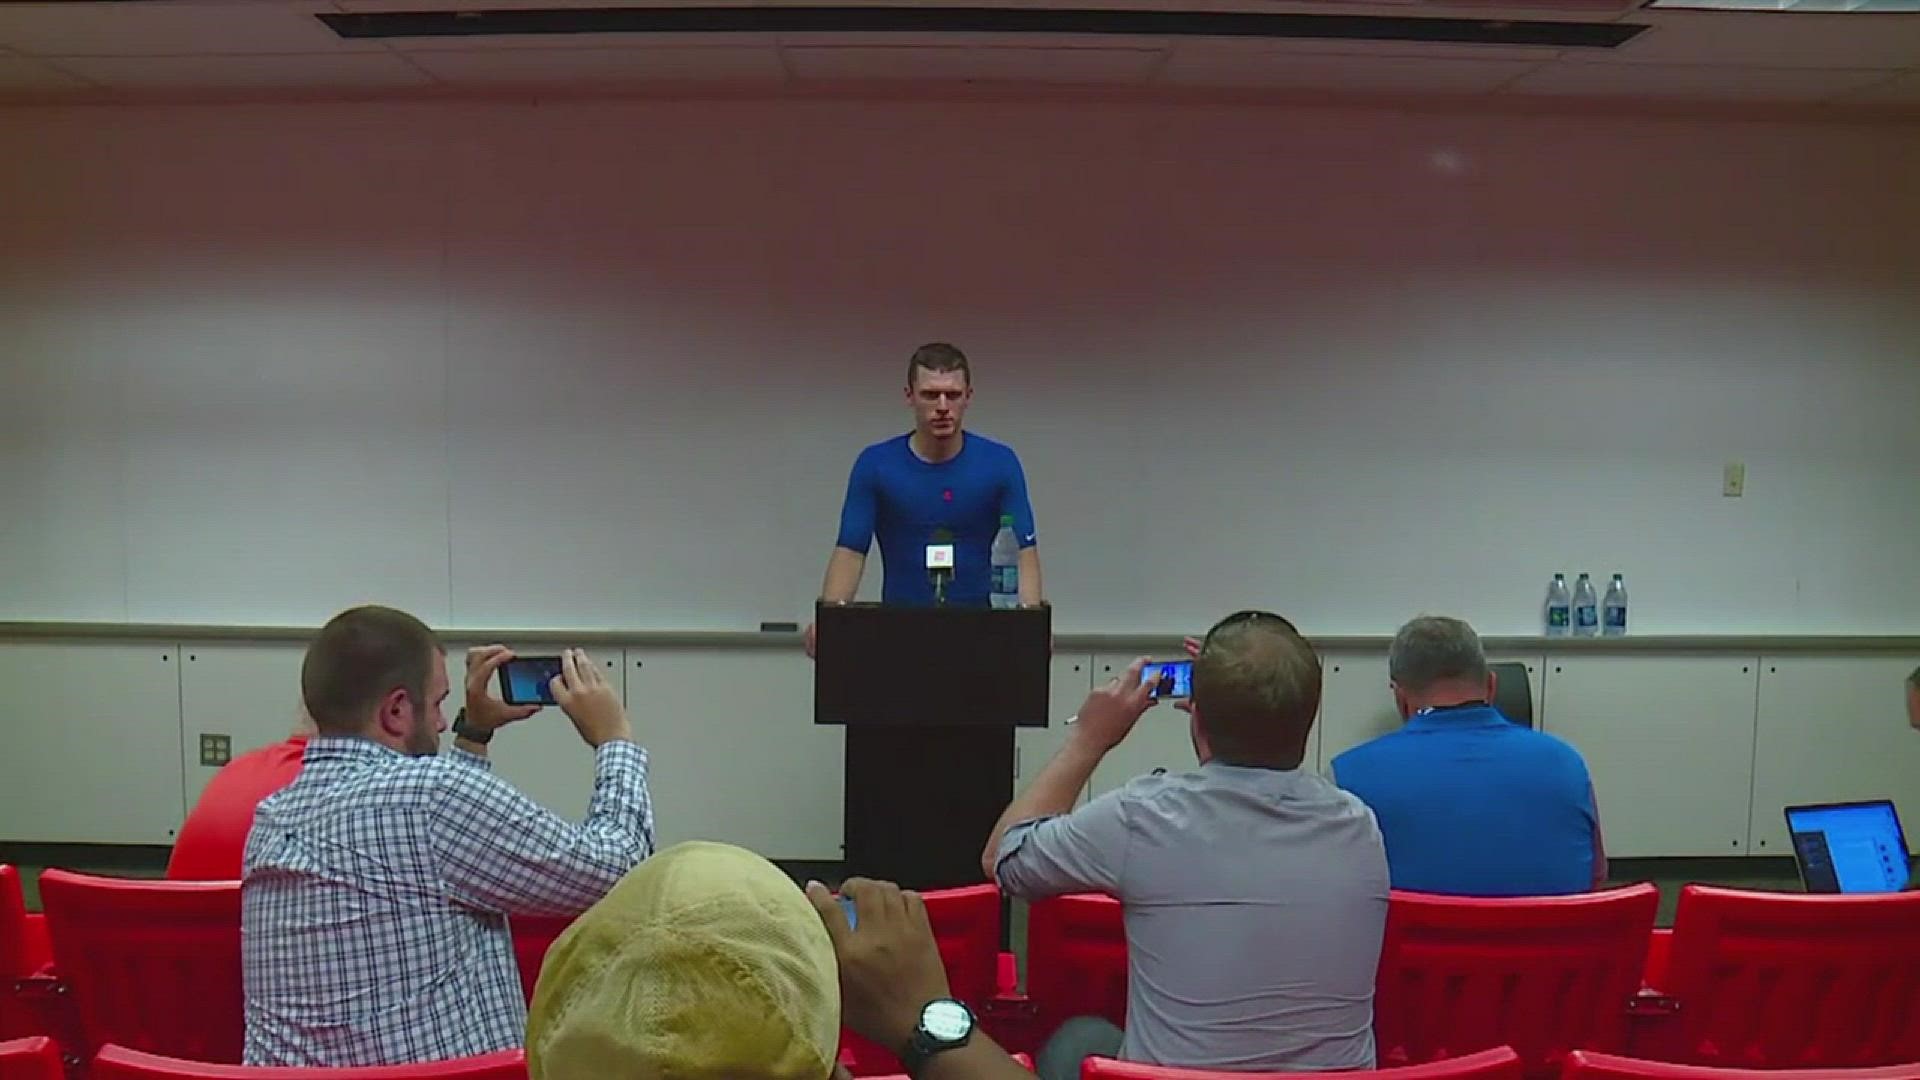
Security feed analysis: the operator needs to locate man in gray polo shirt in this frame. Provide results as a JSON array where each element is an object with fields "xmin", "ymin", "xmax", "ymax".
[{"xmin": 981, "ymin": 610, "xmax": 1388, "ymax": 1079}]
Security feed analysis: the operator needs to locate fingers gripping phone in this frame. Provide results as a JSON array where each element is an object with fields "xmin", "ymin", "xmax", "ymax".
[
  {"xmin": 499, "ymin": 656, "xmax": 564, "ymax": 706},
  {"xmin": 1140, "ymin": 659, "xmax": 1193, "ymax": 701}
]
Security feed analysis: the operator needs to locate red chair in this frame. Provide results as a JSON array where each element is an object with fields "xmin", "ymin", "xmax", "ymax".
[
  {"xmin": 0, "ymin": 868, "xmax": 58, "ymax": 1043},
  {"xmin": 91, "ymin": 1045, "xmax": 527, "ymax": 1079},
  {"xmin": 1565, "ymin": 1050, "xmax": 1920, "ymax": 1080},
  {"xmin": 1025, "ymin": 893, "xmax": 1126, "ymax": 1042},
  {"xmin": 39, "ymin": 871, "xmax": 243, "ymax": 1065},
  {"xmin": 862, "ymin": 1052, "xmax": 1033, "ymax": 1079},
  {"xmin": 0, "ymin": 1037, "xmax": 63, "ymax": 1080},
  {"xmin": 1631, "ymin": 886, "xmax": 1920, "ymax": 1068},
  {"xmin": 1375, "ymin": 885, "xmax": 1659, "ymax": 1080},
  {"xmin": 509, "ymin": 915, "xmax": 574, "ymax": 1005},
  {"xmin": 1084, "ymin": 1045, "xmax": 1525, "ymax": 1080},
  {"xmin": 839, "ymin": 884, "xmax": 1005, "ymax": 1075}
]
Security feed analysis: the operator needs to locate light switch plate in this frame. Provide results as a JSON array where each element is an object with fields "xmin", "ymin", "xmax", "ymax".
[
  {"xmin": 200, "ymin": 733, "xmax": 232, "ymax": 767},
  {"xmin": 1723, "ymin": 462, "xmax": 1745, "ymax": 497}
]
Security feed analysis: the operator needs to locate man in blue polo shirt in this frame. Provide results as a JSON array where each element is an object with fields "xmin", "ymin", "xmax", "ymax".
[
  {"xmin": 1332, "ymin": 615, "xmax": 1605, "ymax": 896},
  {"xmin": 805, "ymin": 343, "xmax": 1043, "ymax": 655}
]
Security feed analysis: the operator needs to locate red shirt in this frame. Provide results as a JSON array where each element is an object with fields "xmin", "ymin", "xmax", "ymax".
[{"xmin": 167, "ymin": 736, "xmax": 309, "ymax": 881}]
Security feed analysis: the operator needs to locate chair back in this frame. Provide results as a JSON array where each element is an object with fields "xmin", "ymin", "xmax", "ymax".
[
  {"xmin": 1645, "ymin": 885, "xmax": 1920, "ymax": 1067},
  {"xmin": 39, "ymin": 870, "xmax": 243, "ymax": 1063},
  {"xmin": 1084, "ymin": 1045, "xmax": 1526, "ymax": 1080},
  {"xmin": 91, "ymin": 1046, "xmax": 527, "ymax": 1079},
  {"xmin": 1376, "ymin": 885, "xmax": 1659, "ymax": 1078}
]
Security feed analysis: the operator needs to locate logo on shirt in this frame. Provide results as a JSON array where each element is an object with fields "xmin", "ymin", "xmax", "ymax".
[{"xmin": 943, "ymin": 489, "xmax": 953, "ymax": 502}]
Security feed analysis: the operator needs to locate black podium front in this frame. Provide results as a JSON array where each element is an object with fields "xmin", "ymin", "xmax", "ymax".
[{"xmin": 814, "ymin": 603, "xmax": 1050, "ymax": 890}]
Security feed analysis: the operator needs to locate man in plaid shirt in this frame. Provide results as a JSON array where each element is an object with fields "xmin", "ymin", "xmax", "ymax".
[{"xmin": 241, "ymin": 606, "xmax": 653, "ymax": 1067}]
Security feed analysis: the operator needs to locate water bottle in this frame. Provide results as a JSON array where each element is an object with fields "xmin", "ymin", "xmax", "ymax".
[
  {"xmin": 1602, "ymin": 573, "xmax": 1628, "ymax": 636},
  {"xmin": 990, "ymin": 515, "xmax": 1020, "ymax": 609},
  {"xmin": 1572, "ymin": 572, "xmax": 1600, "ymax": 637},
  {"xmin": 1544, "ymin": 573, "xmax": 1572, "ymax": 637}
]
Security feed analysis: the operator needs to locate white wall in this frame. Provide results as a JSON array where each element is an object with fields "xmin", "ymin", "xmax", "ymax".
[
  {"xmin": 6, "ymin": 634, "xmax": 1915, "ymax": 862},
  {"xmin": 3, "ymin": 99, "xmax": 1918, "ymax": 637}
]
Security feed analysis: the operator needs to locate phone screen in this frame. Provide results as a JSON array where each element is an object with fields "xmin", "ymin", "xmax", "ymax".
[
  {"xmin": 499, "ymin": 656, "xmax": 563, "ymax": 707},
  {"xmin": 1141, "ymin": 660, "xmax": 1193, "ymax": 700}
]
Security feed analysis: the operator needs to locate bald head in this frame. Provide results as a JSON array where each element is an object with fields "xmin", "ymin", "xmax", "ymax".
[{"xmin": 1191, "ymin": 610, "xmax": 1321, "ymax": 769}]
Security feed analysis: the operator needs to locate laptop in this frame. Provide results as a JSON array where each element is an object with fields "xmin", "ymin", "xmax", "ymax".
[{"xmin": 1784, "ymin": 800, "xmax": 1913, "ymax": 894}]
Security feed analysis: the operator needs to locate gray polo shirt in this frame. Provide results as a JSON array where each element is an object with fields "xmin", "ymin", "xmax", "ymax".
[{"xmin": 995, "ymin": 762, "xmax": 1389, "ymax": 1071}]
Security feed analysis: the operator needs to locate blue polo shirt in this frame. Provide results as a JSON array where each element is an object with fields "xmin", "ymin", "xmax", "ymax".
[
  {"xmin": 834, "ymin": 432, "xmax": 1036, "ymax": 607},
  {"xmin": 1330, "ymin": 705, "xmax": 1598, "ymax": 896}
]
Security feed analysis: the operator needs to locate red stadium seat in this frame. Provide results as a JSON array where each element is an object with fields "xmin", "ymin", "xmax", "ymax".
[
  {"xmin": 1375, "ymin": 885, "xmax": 1659, "ymax": 1080},
  {"xmin": 38, "ymin": 871, "xmax": 243, "ymax": 1064},
  {"xmin": 1025, "ymin": 893, "xmax": 1126, "ymax": 1042},
  {"xmin": 509, "ymin": 915, "xmax": 574, "ymax": 1005},
  {"xmin": 1564, "ymin": 1050, "xmax": 1920, "ymax": 1080},
  {"xmin": 861, "ymin": 1051, "xmax": 1033, "ymax": 1079},
  {"xmin": 0, "ymin": 1037, "xmax": 63, "ymax": 1080},
  {"xmin": 839, "ymin": 884, "xmax": 1005, "ymax": 1075},
  {"xmin": 1631, "ymin": 886, "xmax": 1920, "ymax": 1068},
  {"xmin": 91, "ymin": 1045, "xmax": 527, "ymax": 1079},
  {"xmin": 1084, "ymin": 1045, "xmax": 1525, "ymax": 1080},
  {"xmin": 0, "ymin": 868, "xmax": 58, "ymax": 1043}
]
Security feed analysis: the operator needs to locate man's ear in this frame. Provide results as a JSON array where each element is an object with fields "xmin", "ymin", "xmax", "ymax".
[
  {"xmin": 1485, "ymin": 669, "xmax": 1499, "ymax": 703},
  {"xmin": 375, "ymin": 687, "xmax": 412, "ymax": 738}
]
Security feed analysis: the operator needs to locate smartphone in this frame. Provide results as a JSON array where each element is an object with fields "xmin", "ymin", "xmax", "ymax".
[
  {"xmin": 838, "ymin": 895, "xmax": 859, "ymax": 930},
  {"xmin": 499, "ymin": 656, "xmax": 563, "ymax": 707},
  {"xmin": 1141, "ymin": 659, "xmax": 1193, "ymax": 701}
]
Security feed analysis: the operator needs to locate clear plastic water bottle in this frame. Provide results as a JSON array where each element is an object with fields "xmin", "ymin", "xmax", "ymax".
[
  {"xmin": 1544, "ymin": 573, "xmax": 1572, "ymax": 637},
  {"xmin": 1602, "ymin": 573, "xmax": 1628, "ymax": 636},
  {"xmin": 990, "ymin": 514, "xmax": 1020, "ymax": 609},
  {"xmin": 1572, "ymin": 572, "xmax": 1600, "ymax": 637}
]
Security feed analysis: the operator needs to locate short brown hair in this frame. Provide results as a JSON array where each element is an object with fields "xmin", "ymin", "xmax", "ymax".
[
  {"xmin": 1192, "ymin": 610, "xmax": 1321, "ymax": 767},
  {"xmin": 301, "ymin": 606, "xmax": 440, "ymax": 735},
  {"xmin": 907, "ymin": 342, "xmax": 970, "ymax": 387},
  {"xmin": 1909, "ymin": 664, "xmax": 1920, "ymax": 690}
]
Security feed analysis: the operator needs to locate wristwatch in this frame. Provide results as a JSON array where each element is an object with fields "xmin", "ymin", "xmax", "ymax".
[
  {"xmin": 899, "ymin": 998, "xmax": 974, "ymax": 1078},
  {"xmin": 450, "ymin": 708, "xmax": 493, "ymax": 745}
]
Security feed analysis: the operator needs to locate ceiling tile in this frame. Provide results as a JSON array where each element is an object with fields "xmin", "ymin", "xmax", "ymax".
[
  {"xmin": 404, "ymin": 45, "xmax": 787, "ymax": 85},
  {"xmin": 1160, "ymin": 49, "xmax": 1541, "ymax": 92},
  {"xmin": 783, "ymin": 44, "xmax": 1166, "ymax": 84},
  {"xmin": 53, "ymin": 51, "xmax": 436, "ymax": 91},
  {"xmin": 1505, "ymin": 59, "xmax": 1900, "ymax": 101},
  {"xmin": 0, "ymin": 2, "xmax": 380, "ymax": 58},
  {"xmin": 0, "ymin": 53, "xmax": 89, "ymax": 92},
  {"xmin": 1592, "ymin": 10, "xmax": 1920, "ymax": 68}
]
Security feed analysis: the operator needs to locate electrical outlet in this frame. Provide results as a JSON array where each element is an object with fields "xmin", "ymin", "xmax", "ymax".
[
  {"xmin": 200, "ymin": 733, "xmax": 232, "ymax": 767},
  {"xmin": 1723, "ymin": 462, "xmax": 1745, "ymax": 498}
]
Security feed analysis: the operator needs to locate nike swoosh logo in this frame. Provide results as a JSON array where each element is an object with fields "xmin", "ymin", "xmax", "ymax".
[{"xmin": 1024, "ymin": 534, "xmax": 1036, "ymax": 543}]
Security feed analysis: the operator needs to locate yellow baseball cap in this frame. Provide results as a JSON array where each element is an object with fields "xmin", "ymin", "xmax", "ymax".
[{"xmin": 526, "ymin": 841, "xmax": 842, "ymax": 1080}]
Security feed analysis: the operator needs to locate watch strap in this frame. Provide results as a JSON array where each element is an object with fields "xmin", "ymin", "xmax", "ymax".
[{"xmin": 451, "ymin": 708, "xmax": 494, "ymax": 745}]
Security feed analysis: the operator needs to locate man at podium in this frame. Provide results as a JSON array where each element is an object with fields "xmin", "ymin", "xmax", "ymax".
[{"xmin": 806, "ymin": 342, "xmax": 1044, "ymax": 657}]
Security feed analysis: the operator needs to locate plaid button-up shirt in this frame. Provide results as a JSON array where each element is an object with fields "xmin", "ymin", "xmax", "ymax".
[{"xmin": 241, "ymin": 736, "xmax": 652, "ymax": 1067}]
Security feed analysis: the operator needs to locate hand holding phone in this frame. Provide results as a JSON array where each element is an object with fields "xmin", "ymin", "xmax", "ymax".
[
  {"xmin": 499, "ymin": 656, "xmax": 564, "ymax": 707},
  {"xmin": 1140, "ymin": 659, "xmax": 1193, "ymax": 701}
]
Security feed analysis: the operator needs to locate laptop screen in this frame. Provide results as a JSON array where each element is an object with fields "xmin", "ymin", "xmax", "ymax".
[{"xmin": 1785, "ymin": 802, "xmax": 1910, "ymax": 894}]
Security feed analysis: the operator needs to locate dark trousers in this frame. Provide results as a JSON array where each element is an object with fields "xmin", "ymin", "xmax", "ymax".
[{"xmin": 1037, "ymin": 1016, "xmax": 1126, "ymax": 1080}]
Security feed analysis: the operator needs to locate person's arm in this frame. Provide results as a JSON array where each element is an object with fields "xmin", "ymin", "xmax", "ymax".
[
  {"xmin": 1002, "ymin": 451, "xmax": 1043, "ymax": 606},
  {"xmin": 980, "ymin": 659, "xmax": 1155, "ymax": 890},
  {"xmin": 822, "ymin": 547, "xmax": 867, "ymax": 603},
  {"xmin": 1589, "ymin": 781, "xmax": 1609, "ymax": 889},
  {"xmin": 433, "ymin": 650, "xmax": 654, "ymax": 916},
  {"xmin": 809, "ymin": 452, "xmax": 879, "ymax": 657},
  {"xmin": 1016, "ymin": 547, "xmax": 1043, "ymax": 607},
  {"xmin": 808, "ymin": 879, "xmax": 1036, "ymax": 1080}
]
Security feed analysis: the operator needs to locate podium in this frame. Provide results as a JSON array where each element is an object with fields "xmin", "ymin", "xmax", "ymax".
[{"xmin": 814, "ymin": 603, "xmax": 1051, "ymax": 890}]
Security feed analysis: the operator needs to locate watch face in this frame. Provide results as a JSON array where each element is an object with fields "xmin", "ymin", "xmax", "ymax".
[{"xmin": 920, "ymin": 999, "xmax": 973, "ymax": 1043}]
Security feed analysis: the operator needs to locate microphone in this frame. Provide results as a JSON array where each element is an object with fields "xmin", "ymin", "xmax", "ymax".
[{"xmin": 925, "ymin": 527, "xmax": 956, "ymax": 607}]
